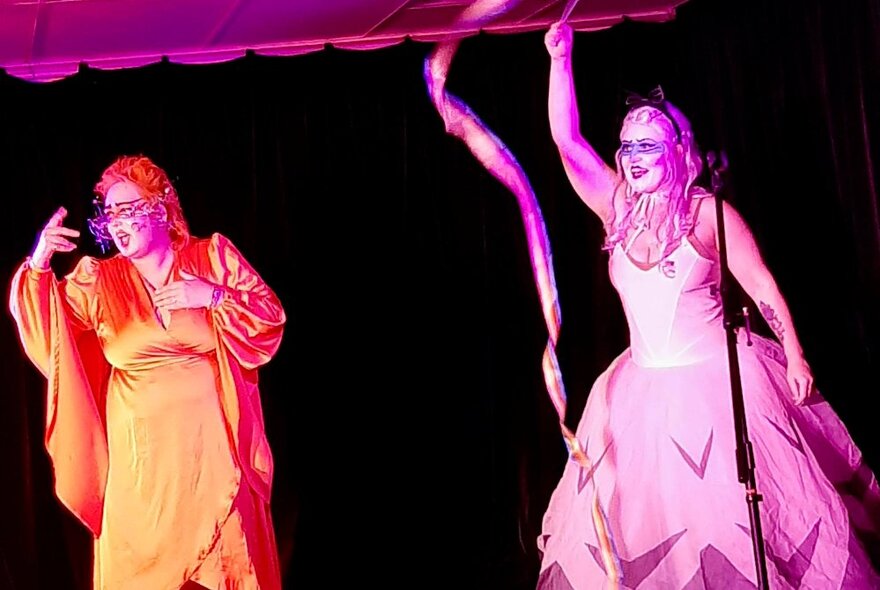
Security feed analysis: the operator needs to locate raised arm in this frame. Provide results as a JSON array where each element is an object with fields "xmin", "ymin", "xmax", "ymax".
[
  {"xmin": 545, "ymin": 22, "xmax": 618, "ymax": 222},
  {"xmin": 9, "ymin": 207, "xmax": 92, "ymax": 373},
  {"xmin": 699, "ymin": 199, "xmax": 814, "ymax": 405}
]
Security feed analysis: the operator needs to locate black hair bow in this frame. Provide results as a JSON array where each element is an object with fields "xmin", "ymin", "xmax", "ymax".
[{"xmin": 623, "ymin": 85, "xmax": 682, "ymax": 140}]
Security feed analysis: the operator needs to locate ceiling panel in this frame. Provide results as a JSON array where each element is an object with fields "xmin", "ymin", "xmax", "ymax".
[{"xmin": 0, "ymin": 0, "xmax": 689, "ymax": 82}]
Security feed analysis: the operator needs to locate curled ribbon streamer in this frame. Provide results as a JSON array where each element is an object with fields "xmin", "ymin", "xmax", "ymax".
[
  {"xmin": 424, "ymin": 20, "xmax": 585, "ymax": 469},
  {"xmin": 424, "ymin": 4, "xmax": 621, "ymax": 586}
]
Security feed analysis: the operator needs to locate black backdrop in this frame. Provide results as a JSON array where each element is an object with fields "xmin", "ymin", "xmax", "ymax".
[{"xmin": 1, "ymin": 0, "xmax": 878, "ymax": 588}]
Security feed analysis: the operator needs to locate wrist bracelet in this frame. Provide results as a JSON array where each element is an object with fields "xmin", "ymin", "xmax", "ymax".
[{"xmin": 209, "ymin": 286, "xmax": 223, "ymax": 309}]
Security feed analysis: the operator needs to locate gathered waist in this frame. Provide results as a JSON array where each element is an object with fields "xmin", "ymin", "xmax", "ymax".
[
  {"xmin": 629, "ymin": 328, "xmax": 728, "ymax": 368},
  {"xmin": 107, "ymin": 354, "xmax": 222, "ymax": 418}
]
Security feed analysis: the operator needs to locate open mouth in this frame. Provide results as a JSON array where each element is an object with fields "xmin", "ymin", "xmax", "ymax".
[
  {"xmin": 630, "ymin": 166, "xmax": 647, "ymax": 179},
  {"xmin": 115, "ymin": 231, "xmax": 131, "ymax": 248}
]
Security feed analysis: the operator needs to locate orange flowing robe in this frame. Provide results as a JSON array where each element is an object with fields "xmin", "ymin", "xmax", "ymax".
[{"xmin": 9, "ymin": 232, "xmax": 285, "ymax": 590}]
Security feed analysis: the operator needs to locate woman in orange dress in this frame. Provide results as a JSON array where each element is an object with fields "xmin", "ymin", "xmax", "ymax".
[{"xmin": 9, "ymin": 155, "xmax": 286, "ymax": 590}]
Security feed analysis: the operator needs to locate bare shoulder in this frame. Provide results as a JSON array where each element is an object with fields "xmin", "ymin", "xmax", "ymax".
[
  {"xmin": 692, "ymin": 194, "xmax": 715, "ymax": 223},
  {"xmin": 694, "ymin": 195, "xmax": 751, "ymax": 230},
  {"xmin": 693, "ymin": 195, "xmax": 768, "ymax": 262}
]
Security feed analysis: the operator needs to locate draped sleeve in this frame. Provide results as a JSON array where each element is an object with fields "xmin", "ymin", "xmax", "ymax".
[
  {"xmin": 206, "ymin": 233, "xmax": 286, "ymax": 370},
  {"xmin": 8, "ymin": 257, "xmax": 110, "ymax": 536},
  {"xmin": 178, "ymin": 233, "xmax": 286, "ymax": 502}
]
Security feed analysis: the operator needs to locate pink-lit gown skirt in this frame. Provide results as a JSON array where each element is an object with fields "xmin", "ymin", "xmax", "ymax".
[{"xmin": 537, "ymin": 240, "xmax": 880, "ymax": 589}]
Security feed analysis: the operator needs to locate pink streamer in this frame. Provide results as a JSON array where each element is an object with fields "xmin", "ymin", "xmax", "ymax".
[
  {"xmin": 423, "ymin": 15, "xmax": 587, "ymax": 468},
  {"xmin": 424, "ymin": 7, "xmax": 623, "ymax": 585}
]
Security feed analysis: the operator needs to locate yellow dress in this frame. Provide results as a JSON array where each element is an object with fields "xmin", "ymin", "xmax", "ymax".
[{"xmin": 10, "ymin": 232, "xmax": 285, "ymax": 590}]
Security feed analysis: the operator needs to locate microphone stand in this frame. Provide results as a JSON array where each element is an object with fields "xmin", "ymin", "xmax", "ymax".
[{"xmin": 708, "ymin": 151, "xmax": 770, "ymax": 590}]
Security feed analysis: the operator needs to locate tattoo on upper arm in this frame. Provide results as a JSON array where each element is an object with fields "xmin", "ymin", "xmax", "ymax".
[{"xmin": 759, "ymin": 301, "xmax": 785, "ymax": 343}]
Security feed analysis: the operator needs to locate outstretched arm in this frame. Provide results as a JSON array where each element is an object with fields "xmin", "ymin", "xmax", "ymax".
[
  {"xmin": 703, "ymin": 199, "xmax": 815, "ymax": 405},
  {"xmin": 545, "ymin": 22, "xmax": 618, "ymax": 223}
]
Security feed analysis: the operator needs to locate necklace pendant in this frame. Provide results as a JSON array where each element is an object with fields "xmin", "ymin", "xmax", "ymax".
[{"xmin": 659, "ymin": 259, "xmax": 676, "ymax": 278}]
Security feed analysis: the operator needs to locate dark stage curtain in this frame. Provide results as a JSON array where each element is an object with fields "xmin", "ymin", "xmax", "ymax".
[{"xmin": 0, "ymin": 0, "xmax": 877, "ymax": 588}]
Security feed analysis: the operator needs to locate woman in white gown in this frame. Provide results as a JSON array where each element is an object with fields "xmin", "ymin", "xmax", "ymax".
[{"xmin": 536, "ymin": 21, "xmax": 880, "ymax": 590}]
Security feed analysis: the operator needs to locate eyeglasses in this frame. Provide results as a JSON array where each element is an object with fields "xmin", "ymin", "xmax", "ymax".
[
  {"xmin": 619, "ymin": 140, "xmax": 666, "ymax": 158},
  {"xmin": 104, "ymin": 199, "xmax": 155, "ymax": 220},
  {"xmin": 87, "ymin": 197, "xmax": 160, "ymax": 252}
]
